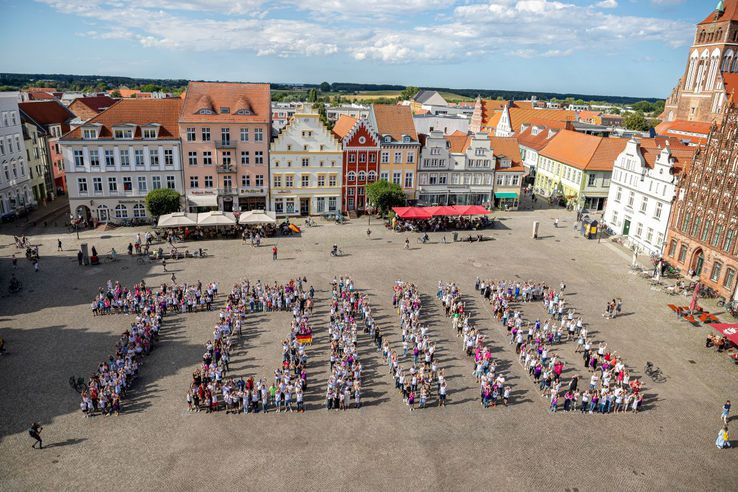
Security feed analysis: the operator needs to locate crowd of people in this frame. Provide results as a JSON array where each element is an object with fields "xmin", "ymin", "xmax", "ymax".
[
  {"xmin": 387, "ymin": 281, "xmax": 447, "ymax": 410},
  {"xmin": 187, "ymin": 278, "xmax": 314, "ymax": 414},
  {"xmin": 438, "ymin": 282, "xmax": 511, "ymax": 408},
  {"xmin": 390, "ymin": 215, "xmax": 494, "ymax": 233},
  {"xmin": 477, "ymin": 279, "xmax": 645, "ymax": 413},
  {"xmin": 81, "ymin": 279, "xmax": 215, "ymax": 417},
  {"xmin": 325, "ymin": 277, "xmax": 371, "ymax": 410}
]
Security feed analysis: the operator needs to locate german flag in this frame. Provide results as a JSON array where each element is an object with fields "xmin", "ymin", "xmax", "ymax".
[{"xmin": 296, "ymin": 334, "xmax": 313, "ymax": 344}]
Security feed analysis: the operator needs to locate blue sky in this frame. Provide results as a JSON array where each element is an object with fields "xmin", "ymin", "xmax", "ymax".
[{"xmin": 0, "ymin": 1, "xmax": 717, "ymax": 98}]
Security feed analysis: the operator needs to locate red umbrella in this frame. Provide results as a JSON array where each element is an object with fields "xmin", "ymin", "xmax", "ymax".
[
  {"xmin": 709, "ymin": 323, "xmax": 738, "ymax": 345},
  {"xmin": 689, "ymin": 282, "xmax": 700, "ymax": 313},
  {"xmin": 397, "ymin": 207, "xmax": 432, "ymax": 219}
]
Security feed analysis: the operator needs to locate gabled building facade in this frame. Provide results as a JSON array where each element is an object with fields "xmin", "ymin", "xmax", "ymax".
[
  {"xmin": 0, "ymin": 92, "xmax": 35, "ymax": 218},
  {"xmin": 269, "ymin": 109, "xmax": 343, "ymax": 216},
  {"xmin": 20, "ymin": 114, "xmax": 51, "ymax": 203},
  {"xmin": 179, "ymin": 82, "xmax": 271, "ymax": 212},
  {"xmin": 333, "ymin": 116, "xmax": 380, "ymax": 213},
  {"xmin": 60, "ymin": 98, "xmax": 184, "ymax": 223},
  {"xmin": 605, "ymin": 138, "xmax": 695, "ymax": 255},
  {"xmin": 370, "ymin": 104, "xmax": 420, "ymax": 199}
]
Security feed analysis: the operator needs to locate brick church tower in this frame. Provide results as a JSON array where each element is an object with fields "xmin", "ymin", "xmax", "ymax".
[{"xmin": 661, "ymin": 0, "xmax": 738, "ymax": 125}]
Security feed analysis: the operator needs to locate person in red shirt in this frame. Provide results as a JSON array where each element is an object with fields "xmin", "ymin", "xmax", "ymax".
[{"xmin": 272, "ymin": 245, "xmax": 278, "ymax": 261}]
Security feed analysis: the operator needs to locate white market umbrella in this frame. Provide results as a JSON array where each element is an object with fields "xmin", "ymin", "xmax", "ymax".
[
  {"xmin": 197, "ymin": 211, "xmax": 236, "ymax": 226},
  {"xmin": 238, "ymin": 210, "xmax": 277, "ymax": 225},
  {"xmin": 157, "ymin": 212, "xmax": 197, "ymax": 228}
]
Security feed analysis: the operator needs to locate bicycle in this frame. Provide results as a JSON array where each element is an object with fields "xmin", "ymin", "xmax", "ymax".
[
  {"xmin": 69, "ymin": 376, "xmax": 87, "ymax": 393},
  {"xmin": 137, "ymin": 255, "xmax": 153, "ymax": 265},
  {"xmin": 643, "ymin": 361, "xmax": 666, "ymax": 383}
]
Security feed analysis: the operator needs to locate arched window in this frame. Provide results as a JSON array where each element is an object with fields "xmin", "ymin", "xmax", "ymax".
[
  {"xmin": 707, "ymin": 49, "xmax": 721, "ymax": 89},
  {"xmin": 368, "ymin": 170, "xmax": 377, "ymax": 181},
  {"xmin": 358, "ymin": 170, "xmax": 366, "ymax": 181},
  {"xmin": 347, "ymin": 171, "xmax": 356, "ymax": 181},
  {"xmin": 733, "ymin": 56, "xmax": 738, "ymax": 72},
  {"xmin": 722, "ymin": 50, "xmax": 734, "ymax": 71},
  {"xmin": 710, "ymin": 261, "xmax": 723, "ymax": 282},
  {"xmin": 2, "ymin": 162, "xmax": 8, "ymax": 181},
  {"xmin": 699, "ymin": 30, "xmax": 706, "ymax": 43},
  {"xmin": 133, "ymin": 203, "xmax": 146, "ymax": 218},
  {"xmin": 115, "ymin": 204, "xmax": 128, "ymax": 219}
]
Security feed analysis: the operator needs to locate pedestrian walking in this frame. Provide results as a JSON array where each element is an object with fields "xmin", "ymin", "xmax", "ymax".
[
  {"xmin": 57, "ymin": 239, "xmax": 62, "ymax": 251},
  {"xmin": 33, "ymin": 259, "xmax": 39, "ymax": 272},
  {"xmin": 404, "ymin": 238, "xmax": 410, "ymax": 250},
  {"xmin": 272, "ymin": 245, "xmax": 278, "ymax": 261},
  {"xmin": 162, "ymin": 259, "xmax": 167, "ymax": 272},
  {"xmin": 171, "ymin": 273, "xmax": 176, "ymax": 284},
  {"xmin": 722, "ymin": 400, "xmax": 731, "ymax": 424},
  {"xmin": 28, "ymin": 422, "xmax": 43, "ymax": 449},
  {"xmin": 554, "ymin": 218, "xmax": 559, "ymax": 228},
  {"xmin": 12, "ymin": 254, "xmax": 17, "ymax": 269},
  {"xmin": 77, "ymin": 250, "xmax": 83, "ymax": 265}
]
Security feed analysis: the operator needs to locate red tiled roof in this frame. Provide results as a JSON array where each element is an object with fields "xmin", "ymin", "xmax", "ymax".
[
  {"xmin": 639, "ymin": 137, "xmax": 696, "ymax": 173},
  {"xmin": 723, "ymin": 72, "xmax": 738, "ymax": 103},
  {"xmin": 490, "ymin": 136, "xmax": 523, "ymax": 170},
  {"xmin": 655, "ymin": 119, "xmax": 712, "ymax": 144},
  {"xmin": 372, "ymin": 104, "xmax": 418, "ymax": 142},
  {"xmin": 70, "ymin": 95, "xmax": 117, "ymax": 113},
  {"xmin": 61, "ymin": 98, "xmax": 183, "ymax": 140},
  {"xmin": 445, "ymin": 130, "xmax": 470, "ymax": 153},
  {"xmin": 540, "ymin": 130, "xmax": 626, "ymax": 171},
  {"xmin": 516, "ymin": 124, "xmax": 559, "ymax": 151},
  {"xmin": 27, "ymin": 92, "xmax": 57, "ymax": 101},
  {"xmin": 26, "ymin": 87, "xmax": 57, "ymax": 93},
  {"xmin": 18, "ymin": 100, "xmax": 75, "ymax": 128},
  {"xmin": 699, "ymin": 0, "xmax": 738, "ymax": 25},
  {"xmin": 332, "ymin": 115, "xmax": 358, "ymax": 139},
  {"xmin": 180, "ymin": 81, "xmax": 270, "ymax": 123}
]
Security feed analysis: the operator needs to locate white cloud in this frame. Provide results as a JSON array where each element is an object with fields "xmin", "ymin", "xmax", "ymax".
[
  {"xmin": 595, "ymin": 0, "xmax": 618, "ymax": 8},
  {"xmin": 651, "ymin": 0, "xmax": 686, "ymax": 5},
  {"xmin": 36, "ymin": 0, "xmax": 693, "ymax": 63}
]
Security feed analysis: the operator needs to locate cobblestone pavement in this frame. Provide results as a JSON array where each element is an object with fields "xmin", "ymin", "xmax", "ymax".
[{"xmin": 0, "ymin": 209, "xmax": 736, "ymax": 491}]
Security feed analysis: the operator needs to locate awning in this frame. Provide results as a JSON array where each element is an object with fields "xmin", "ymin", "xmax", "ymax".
[
  {"xmin": 197, "ymin": 211, "xmax": 236, "ymax": 226},
  {"xmin": 710, "ymin": 323, "xmax": 738, "ymax": 345},
  {"xmin": 495, "ymin": 192, "xmax": 519, "ymax": 199},
  {"xmin": 187, "ymin": 194, "xmax": 218, "ymax": 207},
  {"xmin": 157, "ymin": 212, "xmax": 197, "ymax": 228}
]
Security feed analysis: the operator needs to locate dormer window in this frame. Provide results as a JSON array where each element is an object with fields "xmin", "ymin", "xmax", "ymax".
[
  {"xmin": 197, "ymin": 108, "xmax": 214, "ymax": 115},
  {"xmin": 384, "ymin": 135, "xmax": 392, "ymax": 143},
  {"xmin": 403, "ymin": 136, "xmax": 410, "ymax": 143},
  {"xmin": 113, "ymin": 128, "xmax": 134, "ymax": 139},
  {"xmin": 235, "ymin": 108, "xmax": 252, "ymax": 115},
  {"xmin": 82, "ymin": 128, "xmax": 97, "ymax": 140},
  {"xmin": 220, "ymin": 107, "xmax": 230, "ymax": 114},
  {"xmin": 142, "ymin": 128, "xmax": 158, "ymax": 139}
]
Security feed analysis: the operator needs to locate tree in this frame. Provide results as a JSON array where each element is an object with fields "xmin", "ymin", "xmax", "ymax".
[
  {"xmin": 111, "ymin": 90, "xmax": 122, "ymax": 98},
  {"xmin": 145, "ymin": 189, "xmax": 181, "ymax": 217},
  {"xmin": 631, "ymin": 101, "xmax": 655, "ymax": 114},
  {"xmin": 139, "ymin": 83, "xmax": 162, "ymax": 93},
  {"xmin": 319, "ymin": 81, "xmax": 331, "ymax": 92},
  {"xmin": 399, "ymin": 86, "xmax": 420, "ymax": 101},
  {"xmin": 307, "ymin": 88, "xmax": 319, "ymax": 102},
  {"xmin": 366, "ymin": 180, "xmax": 406, "ymax": 215},
  {"xmin": 622, "ymin": 112, "xmax": 652, "ymax": 131}
]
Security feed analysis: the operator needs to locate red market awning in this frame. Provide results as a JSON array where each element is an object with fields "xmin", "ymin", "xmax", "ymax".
[
  {"xmin": 710, "ymin": 323, "xmax": 738, "ymax": 345},
  {"xmin": 392, "ymin": 207, "xmax": 432, "ymax": 219},
  {"xmin": 393, "ymin": 205, "xmax": 491, "ymax": 218}
]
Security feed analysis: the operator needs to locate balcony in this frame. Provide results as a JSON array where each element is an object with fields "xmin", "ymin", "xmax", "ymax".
[
  {"xmin": 218, "ymin": 187, "xmax": 236, "ymax": 195},
  {"xmin": 215, "ymin": 140, "xmax": 237, "ymax": 149},
  {"xmin": 216, "ymin": 165, "xmax": 237, "ymax": 174}
]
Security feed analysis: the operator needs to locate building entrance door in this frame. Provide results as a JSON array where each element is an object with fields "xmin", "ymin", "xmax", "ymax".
[
  {"xmin": 622, "ymin": 219, "xmax": 631, "ymax": 236},
  {"xmin": 300, "ymin": 198, "xmax": 309, "ymax": 216},
  {"xmin": 693, "ymin": 250, "xmax": 705, "ymax": 276}
]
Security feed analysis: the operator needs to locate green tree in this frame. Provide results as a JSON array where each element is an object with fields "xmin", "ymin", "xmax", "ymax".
[
  {"xmin": 307, "ymin": 88, "xmax": 319, "ymax": 102},
  {"xmin": 631, "ymin": 101, "xmax": 655, "ymax": 113},
  {"xmin": 366, "ymin": 180, "xmax": 406, "ymax": 215},
  {"xmin": 623, "ymin": 112, "xmax": 651, "ymax": 131},
  {"xmin": 139, "ymin": 83, "xmax": 162, "ymax": 92},
  {"xmin": 111, "ymin": 90, "xmax": 122, "ymax": 98},
  {"xmin": 145, "ymin": 189, "xmax": 181, "ymax": 217},
  {"xmin": 319, "ymin": 81, "xmax": 331, "ymax": 92},
  {"xmin": 399, "ymin": 86, "xmax": 420, "ymax": 100}
]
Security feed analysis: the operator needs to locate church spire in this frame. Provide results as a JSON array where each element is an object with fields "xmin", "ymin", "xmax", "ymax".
[{"xmin": 715, "ymin": 0, "xmax": 725, "ymax": 19}]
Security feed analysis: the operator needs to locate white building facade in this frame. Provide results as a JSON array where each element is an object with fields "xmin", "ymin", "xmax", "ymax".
[
  {"xmin": 0, "ymin": 92, "xmax": 35, "ymax": 218},
  {"xmin": 269, "ymin": 112, "xmax": 343, "ymax": 216},
  {"xmin": 605, "ymin": 138, "xmax": 693, "ymax": 255}
]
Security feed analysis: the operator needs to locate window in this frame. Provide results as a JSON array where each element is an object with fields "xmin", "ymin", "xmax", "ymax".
[
  {"xmin": 274, "ymin": 198, "xmax": 284, "ymax": 214},
  {"xmin": 204, "ymin": 176, "xmax": 213, "ymax": 188},
  {"xmin": 710, "ymin": 262, "xmax": 722, "ymax": 282},
  {"xmin": 285, "ymin": 198, "xmax": 295, "ymax": 214},
  {"xmin": 302, "ymin": 175, "xmax": 309, "ymax": 187},
  {"xmin": 222, "ymin": 151, "xmax": 231, "ymax": 166},
  {"xmin": 201, "ymin": 128, "xmax": 211, "ymax": 141},
  {"xmin": 646, "ymin": 228, "xmax": 654, "ymax": 244},
  {"xmin": 120, "ymin": 149, "xmax": 130, "ymax": 167},
  {"xmin": 166, "ymin": 175, "xmax": 176, "ymax": 189},
  {"xmin": 254, "ymin": 128, "xmax": 263, "ymax": 142},
  {"xmin": 668, "ymin": 239, "xmax": 677, "ymax": 257},
  {"xmin": 640, "ymin": 197, "xmax": 648, "ymax": 214},
  {"xmin": 627, "ymin": 191, "xmax": 635, "ymax": 208},
  {"xmin": 381, "ymin": 152, "xmax": 389, "ymax": 163},
  {"xmin": 358, "ymin": 170, "xmax": 366, "ymax": 181},
  {"xmin": 358, "ymin": 152, "xmax": 366, "ymax": 163},
  {"xmin": 635, "ymin": 223, "xmax": 643, "ymax": 238},
  {"xmin": 77, "ymin": 177, "xmax": 88, "ymax": 193},
  {"xmin": 108, "ymin": 177, "xmax": 117, "ymax": 192},
  {"xmin": 393, "ymin": 171, "xmax": 401, "ymax": 185},
  {"xmin": 188, "ymin": 151, "xmax": 198, "ymax": 166},
  {"xmin": 93, "ymin": 177, "xmax": 102, "ymax": 193},
  {"xmin": 115, "ymin": 204, "xmax": 128, "ymax": 219},
  {"xmin": 407, "ymin": 153, "xmax": 414, "ymax": 164},
  {"xmin": 318, "ymin": 175, "xmax": 325, "ymax": 187},
  {"xmin": 691, "ymin": 216, "xmax": 702, "ymax": 238},
  {"xmin": 349, "ymin": 154, "xmax": 356, "ymax": 163},
  {"xmin": 701, "ymin": 219, "xmax": 713, "ymax": 242},
  {"xmin": 285, "ymin": 175, "xmax": 293, "ymax": 188},
  {"xmin": 682, "ymin": 211, "xmax": 691, "ymax": 233},
  {"xmin": 187, "ymin": 128, "xmax": 196, "ymax": 142},
  {"xmin": 114, "ymin": 129, "xmax": 133, "ymax": 139},
  {"xmin": 725, "ymin": 229, "xmax": 735, "ymax": 254},
  {"xmin": 404, "ymin": 172, "xmax": 413, "ymax": 188},
  {"xmin": 615, "ymin": 188, "xmax": 622, "ymax": 202},
  {"xmin": 369, "ymin": 154, "xmax": 376, "ymax": 163},
  {"xmin": 394, "ymin": 152, "xmax": 402, "ymax": 163},
  {"xmin": 149, "ymin": 149, "xmax": 159, "ymax": 166},
  {"xmin": 678, "ymin": 244, "xmax": 688, "ymax": 263},
  {"xmin": 73, "ymin": 150, "xmax": 84, "ymax": 167},
  {"xmin": 255, "ymin": 151, "xmax": 263, "ymax": 164},
  {"xmin": 203, "ymin": 151, "xmax": 212, "ymax": 165},
  {"xmin": 164, "ymin": 149, "xmax": 174, "ymax": 166},
  {"xmin": 221, "ymin": 128, "xmax": 230, "ymax": 145},
  {"xmin": 328, "ymin": 196, "xmax": 337, "ymax": 211},
  {"xmin": 712, "ymin": 224, "xmax": 723, "ymax": 248},
  {"xmin": 83, "ymin": 129, "xmax": 97, "ymax": 140},
  {"xmin": 143, "ymin": 128, "xmax": 157, "ymax": 139},
  {"xmin": 152, "ymin": 176, "xmax": 161, "ymax": 189},
  {"xmin": 302, "ymin": 158, "xmax": 309, "ymax": 167},
  {"xmin": 348, "ymin": 187, "xmax": 355, "ymax": 196},
  {"xmin": 587, "ymin": 174, "xmax": 596, "ymax": 186},
  {"xmin": 135, "ymin": 149, "xmax": 145, "ymax": 166},
  {"xmin": 241, "ymin": 175, "xmax": 250, "ymax": 187},
  {"xmin": 190, "ymin": 176, "xmax": 199, "ymax": 189},
  {"xmin": 223, "ymin": 176, "xmax": 232, "ymax": 191},
  {"xmin": 654, "ymin": 202, "xmax": 663, "ymax": 219},
  {"xmin": 255, "ymin": 175, "xmax": 264, "ymax": 187},
  {"xmin": 380, "ymin": 171, "xmax": 389, "ymax": 181},
  {"xmin": 138, "ymin": 176, "xmax": 147, "ymax": 192},
  {"xmin": 316, "ymin": 197, "xmax": 325, "ymax": 213},
  {"xmin": 329, "ymin": 175, "xmax": 336, "ymax": 187},
  {"xmin": 133, "ymin": 203, "xmax": 146, "ymax": 218},
  {"xmin": 724, "ymin": 268, "xmax": 736, "ymax": 289},
  {"xmin": 368, "ymin": 170, "xmax": 376, "ymax": 181},
  {"xmin": 123, "ymin": 176, "xmax": 132, "ymax": 192},
  {"xmin": 240, "ymin": 128, "xmax": 249, "ymax": 142},
  {"xmin": 273, "ymin": 175, "xmax": 282, "ymax": 188},
  {"xmin": 347, "ymin": 171, "xmax": 356, "ymax": 181}
]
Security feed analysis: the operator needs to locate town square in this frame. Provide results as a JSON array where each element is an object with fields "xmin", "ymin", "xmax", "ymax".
[{"xmin": 0, "ymin": 206, "xmax": 736, "ymax": 490}]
